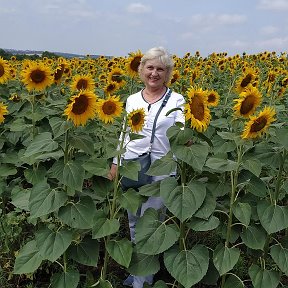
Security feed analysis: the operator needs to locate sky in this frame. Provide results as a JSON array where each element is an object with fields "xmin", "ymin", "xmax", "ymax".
[{"xmin": 1, "ymin": 0, "xmax": 288, "ymax": 58}]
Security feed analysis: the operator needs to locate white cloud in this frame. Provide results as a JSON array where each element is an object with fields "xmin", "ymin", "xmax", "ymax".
[
  {"xmin": 258, "ymin": 0, "xmax": 288, "ymax": 11},
  {"xmin": 191, "ymin": 13, "xmax": 246, "ymax": 29},
  {"xmin": 126, "ymin": 3, "xmax": 151, "ymax": 14},
  {"xmin": 260, "ymin": 25, "xmax": 279, "ymax": 35},
  {"xmin": 257, "ymin": 36, "xmax": 288, "ymax": 49}
]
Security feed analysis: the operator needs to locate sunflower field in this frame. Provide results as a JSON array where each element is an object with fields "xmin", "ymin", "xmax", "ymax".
[{"xmin": 0, "ymin": 50, "xmax": 287, "ymax": 288}]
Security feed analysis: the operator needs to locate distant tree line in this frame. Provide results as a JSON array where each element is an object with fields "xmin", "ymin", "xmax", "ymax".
[{"xmin": 0, "ymin": 48, "xmax": 59, "ymax": 60}]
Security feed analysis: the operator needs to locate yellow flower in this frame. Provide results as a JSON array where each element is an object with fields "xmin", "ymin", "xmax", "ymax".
[
  {"xmin": 107, "ymin": 67, "xmax": 126, "ymax": 87},
  {"xmin": 0, "ymin": 102, "xmax": 8, "ymax": 123},
  {"xmin": 184, "ymin": 87, "xmax": 211, "ymax": 132},
  {"xmin": 207, "ymin": 90, "xmax": 220, "ymax": 107},
  {"xmin": 235, "ymin": 68, "xmax": 258, "ymax": 94},
  {"xmin": 70, "ymin": 74, "xmax": 95, "ymax": 92},
  {"xmin": 20, "ymin": 61, "xmax": 54, "ymax": 92},
  {"xmin": 127, "ymin": 108, "xmax": 146, "ymax": 133},
  {"xmin": 0, "ymin": 57, "xmax": 11, "ymax": 84},
  {"xmin": 103, "ymin": 81, "xmax": 120, "ymax": 95},
  {"xmin": 125, "ymin": 50, "xmax": 143, "ymax": 77},
  {"xmin": 233, "ymin": 86, "xmax": 262, "ymax": 118},
  {"xmin": 64, "ymin": 90, "xmax": 98, "ymax": 126},
  {"xmin": 241, "ymin": 106, "xmax": 276, "ymax": 139},
  {"xmin": 96, "ymin": 95, "xmax": 123, "ymax": 124}
]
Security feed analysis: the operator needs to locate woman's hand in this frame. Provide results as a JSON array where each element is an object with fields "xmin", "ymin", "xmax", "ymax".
[{"xmin": 108, "ymin": 163, "xmax": 118, "ymax": 180}]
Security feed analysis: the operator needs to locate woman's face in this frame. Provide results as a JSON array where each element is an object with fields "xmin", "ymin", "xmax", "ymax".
[{"xmin": 140, "ymin": 59, "xmax": 168, "ymax": 89}]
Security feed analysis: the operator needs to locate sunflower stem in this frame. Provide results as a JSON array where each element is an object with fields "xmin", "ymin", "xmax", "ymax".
[{"xmin": 274, "ymin": 149, "xmax": 286, "ymax": 202}]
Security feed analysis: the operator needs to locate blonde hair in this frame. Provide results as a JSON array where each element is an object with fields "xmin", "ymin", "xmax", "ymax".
[{"xmin": 138, "ymin": 47, "xmax": 174, "ymax": 83}]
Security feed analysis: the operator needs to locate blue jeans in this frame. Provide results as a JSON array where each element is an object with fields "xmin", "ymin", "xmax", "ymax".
[{"xmin": 127, "ymin": 195, "xmax": 166, "ymax": 288}]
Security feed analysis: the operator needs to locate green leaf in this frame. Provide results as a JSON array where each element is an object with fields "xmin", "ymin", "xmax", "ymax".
[
  {"xmin": 242, "ymin": 159, "xmax": 262, "ymax": 177},
  {"xmin": 223, "ymin": 273, "xmax": 244, "ymax": 288},
  {"xmin": 92, "ymin": 278, "xmax": 113, "ymax": 288},
  {"xmin": 213, "ymin": 244, "xmax": 240, "ymax": 276},
  {"xmin": 11, "ymin": 186, "xmax": 30, "ymax": 211},
  {"xmin": 51, "ymin": 269, "xmax": 80, "ymax": 288},
  {"xmin": 29, "ymin": 181, "xmax": 68, "ymax": 218},
  {"xmin": 240, "ymin": 225, "xmax": 267, "ymax": 250},
  {"xmin": 82, "ymin": 158, "xmax": 110, "ymax": 177},
  {"xmin": 63, "ymin": 160, "xmax": 85, "ymax": 191},
  {"xmin": 119, "ymin": 159, "xmax": 140, "ymax": 181},
  {"xmin": 153, "ymin": 280, "xmax": 168, "ymax": 288},
  {"xmin": 0, "ymin": 164, "xmax": 17, "ymax": 177},
  {"xmin": 127, "ymin": 250, "xmax": 160, "ymax": 276},
  {"xmin": 232, "ymin": 202, "xmax": 251, "ymax": 227},
  {"xmin": 69, "ymin": 134, "xmax": 95, "ymax": 155},
  {"xmin": 172, "ymin": 143, "xmax": 209, "ymax": 171},
  {"xmin": 106, "ymin": 239, "xmax": 133, "ymax": 268},
  {"xmin": 135, "ymin": 208, "xmax": 179, "ymax": 255},
  {"xmin": 13, "ymin": 240, "xmax": 43, "ymax": 274},
  {"xmin": 205, "ymin": 157, "xmax": 238, "ymax": 172},
  {"xmin": 188, "ymin": 215, "xmax": 220, "ymax": 231},
  {"xmin": 49, "ymin": 117, "xmax": 70, "ymax": 139},
  {"xmin": 248, "ymin": 264, "xmax": 280, "ymax": 288},
  {"xmin": 138, "ymin": 181, "xmax": 161, "ymax": 197},
  {"xmin": 92, "ymin": 212, "xmax": 120, "ymax": 239},
  {"xmin": 35, "ymin": 227, "xmax": 73, "ymax": 262},
  {"xmin": 270, "ymin": 244, "xmax": 288, "ymax": 275},
  {"xmin": 147, "ymin": 152, "xmax": 177, "ymax": 176},
  {"xmin": 69, "ymin": 236, "xmax": 99, "ymax": 267},
  {"xmin": 246, "ymin": 175, "xmax": 268, "ymax": 197},
  {"xmin": 275, "ymin": 126, "xmax": 288, "ymax": 148},
  {"xmin": 257, "ymin": 200, "xmax": 288, "ymax": 234},
  {"xmin": 194, "ymin": 193, "xmax": 216, "ymax": 219},
  {"xmin": 24, "ymin": 165, "xmax": 47, "ymax": 184},
  {"xmin": 160, "ymin": 177, "xmax": 206, "ymax": 222},
  {"xmin": 24, "ymin": 132, "xmax": 58, "ymax": 157},
  {"xmin": 118, "ymin": 189, "xmax": 145, "ymax": 215},
  {"xmin": 58, "ymin": 196, "xmax": 96, "ymax": 229},
  {"xmin": 164, "ymin": 245, "xmax": 209, "ymax": 288}
]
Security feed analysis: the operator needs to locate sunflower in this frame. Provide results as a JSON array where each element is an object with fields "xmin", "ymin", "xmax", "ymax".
[
  {"xmin": 103, "ymin": 81, "xmax": 120, "ymax": 95},
  {"xmin": 127, "ymin": 108, "xmax": 146, "ymax": 133},
  {"xmin": 169, "ymin": 70, "xmax": 181, "ymax": 85},
  {"xmin": 233, "ymin": 86, "xmax": 262, "ymax": 118},
  {"xmin": 235, "ymin": 68, "xmax": 258, "ymax": 94},
  {"xmin": 0, "ymin": 102, "xmax": 8, "ymax": 123},
  {"xmin": 20, "ymin": 61, "xmax": 54, "ymax": 92},
  {"xmin": 64, "ymin": 90, "xmax": 98, "ymax": 126},
  {"xmin": 96, "ymin": 95, "xmax": 123, "ymax": 124},
  {"xmin": 184, "ymin": 87, "xmax": 211, "ymax": 132},
  {"xmin": 0, "ymin": 57, "xmax": 11, "ymax": 84},
  {"xmin": 107, "ymin": 67, "xmax": 126, "ymax": 87},
  {"xmin": 241, "ymin": 106, "xmax": 276, "ymax": 139},
  {"xmin": 125, "ymin": 50, "xmax": 143, "ymax": 77},
  {"xmin": 70, "ymin": 74, "xmax": 95, "ymax": 92},
  {"xmin": 207, "ymin": 90, "xmax": 220, "ymax": 107}
]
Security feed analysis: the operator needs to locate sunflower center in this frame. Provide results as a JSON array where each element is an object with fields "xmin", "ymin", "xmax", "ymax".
[
  {"xmin": 54, "ymin": 64, "xmax": 65, "ymax": 81},
  {"xmin": 102, "ymin": 101, "xmax": 116, "ymax": 115},
  {"xmin": 208, "ymin": 94, "xmax": 216, "ymax": 103},
  {"xmin": 190, "ymin": 94, "xmax": 204, "ymax": 120},
  {"xmin": 240, "ymin": 95, "xmax": 255, "ymax": 115},
  {"xmin": 130, "ymin": 56, "xmax": 142, "ymax": 72},
  {"xmin": 30, "ymin": 69, "xmax": 46, "ymax": 83},
  {"xmin": 131, "ymin": 113, "xmax": 142, "ymax": 125},
  {"xmin": 0, "ymin": 64, "xmax": 4, "ymax": 77},
  {"xmin": 241, "ymin": 74, "xmax": 252, "ymax": 88},
  {"xmin": 112, "ymin": 73, "xmax": 122, "ymax": 83},
  {"xmin": 250, "ymin": 116, "xmax": 267, "ymax": 132},
  {"xmin": 76, "ymin": 79, "xmax": 88, "ymax": 90},
  {"xmin": 72, "ymin": 94, "xmax": 89, "ymax": 115}
]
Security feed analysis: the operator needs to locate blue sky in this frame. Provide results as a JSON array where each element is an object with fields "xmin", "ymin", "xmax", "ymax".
[{"xmin": 1, "ymin": 0, "xmax": 288, "ymax": 57}]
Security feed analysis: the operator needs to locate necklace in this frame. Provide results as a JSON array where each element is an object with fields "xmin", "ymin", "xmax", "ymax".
[{"xmin": 143, "ymin": 87, "xmax": 167, "ymax": 104}]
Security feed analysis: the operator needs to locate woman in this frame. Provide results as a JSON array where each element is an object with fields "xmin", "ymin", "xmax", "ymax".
[{"xmin": 108, "ymin": 47, "xmax": 185, "ymax": 288}]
